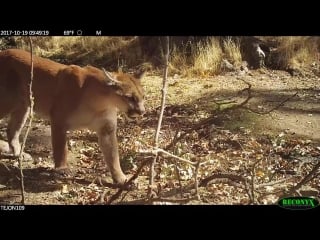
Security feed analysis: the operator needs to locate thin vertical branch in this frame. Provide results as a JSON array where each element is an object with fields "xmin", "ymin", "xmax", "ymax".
[
  {"xmin": 194, "ymin": 159, "xmax": 201, "ymax": 200},
  {"xmin": 173, "ymin": 160, "xmax": 183, "ymax": 198},
  {"xmin": 18, "ymin": 36, "xmax": 35, "ymax": 204},
  {"xmin": 154, "ymin": 37, "xmax": 170, "ymax": 145},
  {"xmin": 249, "ymin": 158, "xmax": 263, "ymax": 204},
  {"xmin": 149, "ymin": 36, "xmax": 170, "ymax": 193}
]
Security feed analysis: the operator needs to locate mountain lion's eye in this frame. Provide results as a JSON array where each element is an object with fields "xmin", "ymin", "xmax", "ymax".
[{"xmin": 127, "ymin": 96, "xmax": 137, "ymax": 102}]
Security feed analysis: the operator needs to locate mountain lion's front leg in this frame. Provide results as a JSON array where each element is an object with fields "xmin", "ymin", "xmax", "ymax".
[
  {"xmin": 3, "ymin": 103, "xmax": 32, "ymax": 160},
  {"xmin": 7, "ymin": 105, "xmax": 30, "ymax": 156},
  {"xmin": 98, "ymin": 121, "xmax": 127, "ymax": 185},
  {"xmin": 51, "ymin": 121, "xmax": 68, "ymax": 170}
]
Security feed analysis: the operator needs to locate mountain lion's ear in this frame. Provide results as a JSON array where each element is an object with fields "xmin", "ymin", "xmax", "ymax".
[
  {"xmin": 133, "ymin": 69, "xmax": 146, "ymax": 81},
  {"xmin": 102, "ymin": 68, "xmax": 122, "ymax": 86}
]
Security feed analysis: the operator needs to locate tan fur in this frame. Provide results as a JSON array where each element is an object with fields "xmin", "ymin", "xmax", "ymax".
[{"xmin": 0, "ymin": 49, "xmax": 145, "ymax": 185}]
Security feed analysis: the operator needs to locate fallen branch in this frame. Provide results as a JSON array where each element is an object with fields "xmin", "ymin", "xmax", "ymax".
[
  {"xmin": 256, "ymin": 176, "xmax": 297, "ymax": 188},
  {"xmin": 200, "ymin": 178, "xmax": 247, "ymax": 190},
  {"xmin": 241, "ymin": 92, "xmax": 298, "ymax": 114},
  {"xmin": 148, "ymin": 196, "xmax": 199, "ymax": 205},
  {"xmin": 287, "ymin": 161, "xmax": 320, "ymax": 195},
  {"xmin": 199, "ymin": 172, "xmax": 247, "ymax": 187},
  {"xmin": 199, "ymin": 172, "xmax": 255, "ymax": 203},
  {"xmin": 118, "ymin": 196, "xmax": 199, "ymax": 205},
  {"xmin": 105, "ymin": 158, "xmax": 151, "ymax": 205}
]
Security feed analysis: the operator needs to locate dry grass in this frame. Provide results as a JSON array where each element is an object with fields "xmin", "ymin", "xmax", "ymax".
[
  {"xmin": 14, "ymin": 36, "xmax": 142, "ymax": 69},
  {"xmin": 169, "ymin": 43, "xmax": 190, "ymax": 76},
  {"xmin": 9, "ymin": 36, "xmax": 319, "ymax": 75},
  {"xmin": 191, "ymin": 37, "xmax": 223, "ymax": 77},
  {"xmin": 16, "ymin": 36, "xmax": 125, "ymax": 54},
  {"xmin": 169, "ymin": 37, "xmax": 223, "ymax": 77},
  {"xmin": 170, "ymin": 37, "xmax": 241, "ymax": 77},
  {"xmin": 275, "ymin": 36, "xmax": 318, "ymax": 69},
  {"xmin": 222, "ymin": 37, "xmax": 242, "ymax": 67}
]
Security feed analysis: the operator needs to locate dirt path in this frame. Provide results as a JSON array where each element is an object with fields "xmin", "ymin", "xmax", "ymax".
[
  {"xmin": 241, "ymin": 70, "xmax": 320, "ymax": 141},
  {"xmin": 151, "ymin": 69, "xmax": 320, "ymax": 142}
]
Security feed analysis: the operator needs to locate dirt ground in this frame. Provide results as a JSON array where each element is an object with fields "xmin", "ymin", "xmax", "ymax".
[{"xmin": 0, "ymin": 67, "xmax": 319, "ymax": 205}]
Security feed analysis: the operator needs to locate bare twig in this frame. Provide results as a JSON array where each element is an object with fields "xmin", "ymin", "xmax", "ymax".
[
  {"xmin": 154, "ymin": 37, "xmax": 169, "ymax": 147},
  {"xmin": 149, "ymin": 36, "xmax": 170, "ymax": 194},
  {"xmin": 0, "ymin": 162, "xmax": 11, "ymax": 172},
  {"xmin": 155, "ymin": 148, "xmax": 197, "ymax": 166},
  {"xmin": 236, "ymin": 79, "xmax": 253, "ymax": 107},
  {"xmin": 287, "ymin": 161, "xmax": 320, "ymax": 194},
  {"xmin": 17, "ymin": 37, "xmax": 34, "ymax": 204},
  {"xmin": 194, "ymin": 159, "xmax": 201, "ymax": 200},
  {"xmin": 201, "ymin": 178, "xmax": 247, "ymax": 190},
  {"xmin": 241, "ymin": 92, "xmax": 298, "ymax": 114},
  {"xmin": 250, "ymin": 158, "xmax": 263, "ymax": 204},
  {"xmin": 148, "ymin": 196, "xmax": 199, "ymax": 205},
  {"xmin": 244, "ymin": 179, "xmax": 254, "ymax": 203},
  {"xmin": 120, "ymin": 196, "xmax": 199, "ymax": 205},
  {"xmin": 199, "ymin": 172, "xmax": 247, "ymax": 187},
  {"xmin": 257, "ymin": 176, "xmax": 297, "ymax": 188},
  {"xmin": 173, "ymin": 160, "xmax": 183, "ymax": 198},
  {"xmin": 106, "ymin": 158, "xmax": 151, "ymax": 205},
  {"xmin": 199, "ymin": 171, "xmax": 254, "ymax": 203}
]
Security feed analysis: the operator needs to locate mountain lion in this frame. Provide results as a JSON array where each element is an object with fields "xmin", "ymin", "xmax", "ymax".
[{"xmin": 0, "ymin": 49, "xmax": 145, "ymax": 185}]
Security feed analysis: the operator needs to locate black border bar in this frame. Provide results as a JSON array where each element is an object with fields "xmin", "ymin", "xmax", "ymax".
[
  {"xmin": 0, "ymin": 28, "xmax": 109, "ymax": 37},
  {"xmin": 1, "ymin": 21, "xmax": 319, "ymax": 36}
]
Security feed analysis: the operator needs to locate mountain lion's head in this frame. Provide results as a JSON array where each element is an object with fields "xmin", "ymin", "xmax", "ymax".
[{"xmin": 102, "ymin": 68, "xmax": 145, "ymax": 119}]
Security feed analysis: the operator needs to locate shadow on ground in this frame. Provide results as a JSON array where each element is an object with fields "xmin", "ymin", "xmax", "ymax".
[
  {"xmin": 0, "ymin": 164, "xmax": 66, "ymax": 194},
  {"xmin": 139, "ymin": 86, "xmax": 320, "ymax": 142}
]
